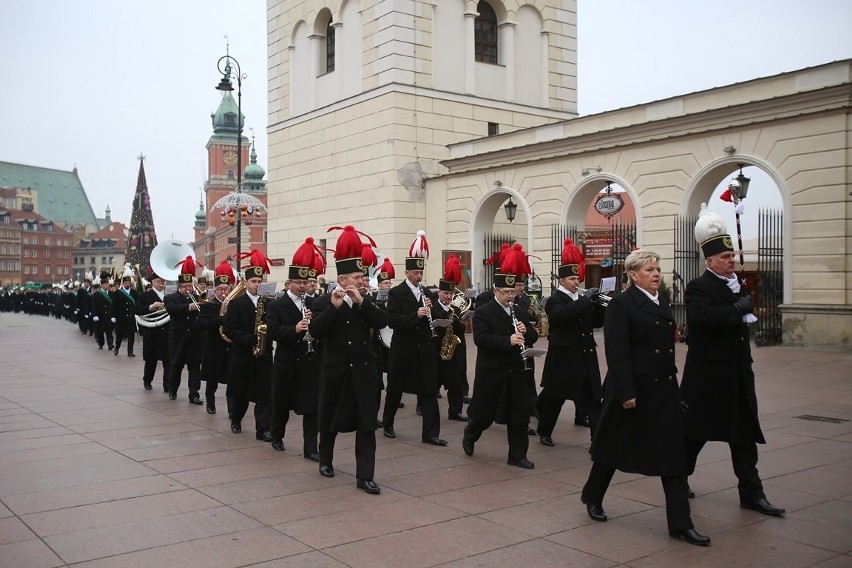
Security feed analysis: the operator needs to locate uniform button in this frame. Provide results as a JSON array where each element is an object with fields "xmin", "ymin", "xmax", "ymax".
[
  {"xmin": 654, "ymin": 378, "xmax": 659, "ymax": 382},
  {"xmin": 669, "ymin": 322, "xmax": 673, "ymax": 326},
  {"xmin": 654, "ymin": 349, "xmax": 660, "ymax": 354},
  {"xmin": 655, "ymin": 321, "xmax": 660, "ymax": 325},
  {"xmin": 669, "ymin": 376, "xmax": 674, "ymax": 380},
  {"xmin": 347, "ymin": 341, "xmax": 351, "ymax": 345},
  {"xmin": 350, "ymin": 363, "xmax": 354, "ymax": 367},
  {"xmin": 669, "ymin": 349, "xmax": 674, "ymax": 353}
]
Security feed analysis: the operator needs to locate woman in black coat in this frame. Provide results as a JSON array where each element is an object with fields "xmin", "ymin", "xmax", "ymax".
[{"xmin": 581, "ymin": 249, "xmax": 710, "ymax": 546}]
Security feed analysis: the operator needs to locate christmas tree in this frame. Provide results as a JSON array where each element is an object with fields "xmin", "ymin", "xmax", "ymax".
[{"xmin": 124, "ymin": 155, "xmax": 159, "ymax": 272}]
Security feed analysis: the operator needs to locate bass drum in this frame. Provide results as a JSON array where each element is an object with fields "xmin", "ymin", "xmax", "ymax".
[{"xmin": 378, "ymin": 326, "xmax": 393, "ymax": 348}]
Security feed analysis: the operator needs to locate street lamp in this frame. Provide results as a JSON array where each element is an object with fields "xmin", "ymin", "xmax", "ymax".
[
  {"xmin": 215, "ymin": 53, "xmax": 245, "ymax": 270},
  {"xmin": 728, "ymin": 164, "xmax": 751, "ymax": 200},
  {"xmin": 504, "ymin": 197, "xmax": 517, "ymax": 222}
]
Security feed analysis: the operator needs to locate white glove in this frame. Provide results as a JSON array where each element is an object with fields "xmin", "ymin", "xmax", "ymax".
[
  {"xmin": 93, "ymin": 316, "xmax": 99, "ymax": 322},
  {"xmin": 110, "ymin": 317, "xmax": 116, "ymax": 323}
]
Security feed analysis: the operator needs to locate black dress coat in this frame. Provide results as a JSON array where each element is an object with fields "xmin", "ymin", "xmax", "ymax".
[
  {"xmin": 680, "ymin": 270, "xmax": 765, "ymax": 445},
  {"xmin": 309, "ymin": 294, "xmax": 387, "ymax": 433},
  {"xmin": 540, "ymin": 290, "xmax": 604, "ymax": 401},
  {"xmin": 223, "ymin": 293, "xmax": 273, "ymax": 403},
  {"xmin": 386, "ymin": 282, "xmax": 439, "ymax": 397},
  {"xmin": 111, "ymin": 287, "xmax": 138, "ymax": 335},
  {"xmin": 135, "ymin": 289, "xmax": 170, "ymax": 362},
  {"xmin": 164, "ymin": 291, "xmax": 202, "ymax": 367},
  {"xmin": 589, "ymin": 285, "xmax": 685, "ymax": 477},
  {"xmin": 194, "ymin": 297, "xmax": 229, "ymax": 383},
  {"xmin": 469, "ymin": 299, "xmax": 538, "ymax": 425},
  {"xmin": 266, "ymin": 293, "xmax": 320, "ymax": 415},
  {"xmin": 91, "ymin": 289, "xmax": 113, "ymax": 326}
]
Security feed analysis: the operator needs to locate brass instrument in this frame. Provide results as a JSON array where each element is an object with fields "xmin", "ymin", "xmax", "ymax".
[
  {"xmin": 219, "ymin": 279, "xmax": 247, "ymax": 343},
  {"xmin": 439, "ymin": 300, "xmax": 462, "ymax": 361},
  {"xmin": 509, "ymin": 299, "xmax": 532, "ymax": 371},
  {"xmin": 252, "ymin": 294, "xmax": 271, "ymax": 357},
  {"xmin": 135, "ymin": 308, "xmax": 170, "ymax": 328},
  {"xmin": 578, "ymin": 288, "xmax": 612, "ymax": 307},
  {"xmin": 300, "ymin": 292, "xmax": 316, "ymax": 357}
]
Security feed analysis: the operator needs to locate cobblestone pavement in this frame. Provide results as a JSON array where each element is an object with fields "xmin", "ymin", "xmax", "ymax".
[{"xmin": 1, "ymin": 312, "xmax": 850, "ymax": 567}]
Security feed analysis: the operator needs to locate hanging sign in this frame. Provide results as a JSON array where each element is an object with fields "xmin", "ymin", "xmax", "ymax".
[{"xmin": 594, "ymin": 193, "xmax": 625, "ymax": 219}]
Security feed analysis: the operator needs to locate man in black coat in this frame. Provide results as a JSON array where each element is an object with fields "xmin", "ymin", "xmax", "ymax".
[
  {"xmin": 135, "ymin": 273, "xmax": 170, "ymax": 391},
  {"xmin": 536, "ymin": 243, "xmax": 605, "ymax": 446},
  {"xmin": 432, "ymin": 256, "xmax": 468, "ymax": 422},
  {"xmin": 681, "ymin": 220, "xmax": 784, "ymax": 516},
  {"xmin": 195, "ymin": 269, "xmax": 232, "ymax": 413},
  {"xmin": 309, "ymin": 226, "xmax": 388, "ymax": 494},
  {"xmin": 111, "ymin": 273, "xmax": 138, "ymax": 357},
  {"xmin": 223, "ymin": 255, "xmax": 273, "ymax": 441},
  {"xmin": 91, "ymin": 276, "xmax": 114, "ymax": 351},
  {"xmin": 76, "ymin": 277, "xmax": 93, "ymax": 335},
  {"xmin": 462, "ymin": 252, "xmax": 539, "ymax": 469},
  {"xmin": 266, "ymin": 257, "xmax": 322, "ymax": 461},
  {"xmin": 164, "ymin": 268, "xmax": 203, "ymax": 404},
  {"xmin": 382, "ymin": 247, "xmax": 446, "ymax": 446}
]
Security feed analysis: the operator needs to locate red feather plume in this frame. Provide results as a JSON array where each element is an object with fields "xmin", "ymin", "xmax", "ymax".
[
  {"xmin": 237, "ymin": 249, "xmax": 272, "ymax": 275},
  {"xmin": 292, "ymin": 237, "xmax": 320, "ymax": 268},
  {"xmin": 328, "ymin": 225, "xmax": 375, "ymax": 260},
  {"xmin": 719, "ymin": 188, "xmax": 734, "ymax": 203},
  {"xmin": 500, "ymin": 243, "xmax": 528, "ymax": 277},
  {"xmin": 361, "ymin": 242, "xmax": 378, "ymax": 268},
  {"xmin": 486, "ymin": 243, "xmax": 510, "ymax": 266},
  {"xmin": 378, "ymin": 257, "xmax": 395, "ymax": 279},
  {"xmin": 408, "ymin": 230, "xmax": 429, "ymax": 259},
  {"xmin": 214, "ymin": 260, "xmax": 236, "ymax": 284},
  {"xmin": 175, "ymin": 255, "xmax": 197, "ymax": 277},
  {"xmin": 442, "ymin": 254, "xmax": 461, "ymax": 285}
]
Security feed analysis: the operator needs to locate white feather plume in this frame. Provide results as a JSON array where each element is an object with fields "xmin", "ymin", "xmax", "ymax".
[{"xmin": 694, "ymin": 202, "xmax": 728, "ymax": 244}]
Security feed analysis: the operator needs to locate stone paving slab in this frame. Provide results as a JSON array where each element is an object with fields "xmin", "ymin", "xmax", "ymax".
[{"xmin": 0, "ymin": 311, "xmax": 850, "ymax": 566}]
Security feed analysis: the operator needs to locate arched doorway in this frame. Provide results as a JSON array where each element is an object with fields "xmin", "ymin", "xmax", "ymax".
[{"xmin": 470, "ymin": 185, "xmax": 532, "ymax": 292}]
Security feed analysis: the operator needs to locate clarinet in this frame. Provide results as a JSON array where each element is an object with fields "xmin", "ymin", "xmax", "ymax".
[
  {"xmin": 300, "ymin": 292, "xmax": 316, "ymax": 357},
  {"xmin": 509, "ymin": 299, "xmax": 532, "ymax": 371},
  {"xmin": 420, "ymin": 284, "xmax": 437, "ymax": 338}
]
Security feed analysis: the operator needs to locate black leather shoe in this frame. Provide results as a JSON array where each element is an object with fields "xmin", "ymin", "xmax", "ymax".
[
  {"xmin": 206, "ymin": 406, "xmax": 216, "ymax": 415},
  {"xmin": 356, "ymin": 478, "xmax": 381, "ymax": 494},
  {"xmin": 113, "ymin": 347, "xmax": 119, "ymax": 356},
  {"xmin": 507, "ymin": 457, "xmax": 535, "ymax": 469},
  {"xmin": 188, "ymin": 394, "xmax": 203, "ymax": 405},
  {"xmin": 98, "ymin": 345, "xmax": 103, "ymax": 350},
  {"xmin": 448, "ymin": 414, "xmax": 468, "ymax": 422},
  {"xmin": 376, "ymin": 420, "xmax": 383, "ymax": 429},
  {"xmin": 422, "ymin": 437, "xmax": 448, "ymax": 446},
  {"xmin": 168, "ymin": 393, "xmax": 177, "ymax": 400},
  {"xmin": 319, "ymin": 465, "xmax": 335, "ymax": 478},
  {"xmin": 669, "ymin": 528, "xmax": 711, "ymax": 546},
  {"xmin": 741, "ymin": 498, "xmax": 785, "ymax": 516},
  {"xmin": 128, "ymin": 353, "xmax": 135, "ymax": 357},
  {"xmin": 383, "ymin": 426, "xmax": 396, "ymax": 439},
  {"xmin": 462, "ymin": 395, "xmax": 470, "ymax": 404},
  {"xmin": 271, "ymin": 440, "xmax": 285, "ymax": 452},
  {"xmin": 231, "ymin": 422, "xmax": 241, "ymax": 433},
  {"xmin": 527, "ymin": 427, "xmax": 537, "ymax": 436},
  {"xmin": 398, "ymin": 402, "xmax": 405, "ymax": 409},
  {"xmin": 581, "ymin": 496, "xmax": 607, "ymax": 522},
  {"xmin": 686, "ymin": 483, "xmax": 695, "ymax": 499},
  {"xmin": 462, "ymin": 427, "xmax": 475, "ymax": 456},
  {"xmin": 256, "ymin": 429, "xmax": 272, "ymax": 442},
  {"xmin": 539, "ymin": 435, "xmax": 555, "ymax": 447},
  {"xmin": 304, "ymin": 452, "xmax": 320, "ymax": 462},
  {"xmin": 143, "ymin": 382, "xmax": 152, "ymax": 391},
  {"xmin": 574, "ymin": 416, "xmax": 591, "ymax": 427},
  {"xmin": 416, "ymin": 405, "xmax": 422, "ymax": 416}
]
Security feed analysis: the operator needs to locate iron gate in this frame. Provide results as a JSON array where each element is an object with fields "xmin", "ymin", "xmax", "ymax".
[
  {"xmin": 756, "ymin": 209, "xmax": 783, "ymax": 346},
  {"xmin": 549, "ymin": 224, "xmax": 578, "ymax": 292},
  {"xmin": 672, "ymin": 215, "xmax": 700, "ymax": 335},
  {"xmin": 482, "ymin": 232, "xmax": 513, "ymax": 291},
  {"xmin": 549, "ymin": 222, "xmax": 635, "ymax": 294}
]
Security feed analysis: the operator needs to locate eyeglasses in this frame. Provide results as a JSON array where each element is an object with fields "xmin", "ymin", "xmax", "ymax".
[{"xmin": 495, "ymin": 288, "xmax": 516, "ymax": 296}]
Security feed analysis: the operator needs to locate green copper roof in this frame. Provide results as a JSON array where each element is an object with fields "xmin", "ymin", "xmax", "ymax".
[
  {"xmin": 0, "ymin": 161, "xmax": 99, "ymax": 229},
  {"xmin": 243, "ymin": 141, "xmax": 265, "ymax": 181},
  {"xmin": 211, "ymin": 92, "xmax": 245, "ymax": 135}
]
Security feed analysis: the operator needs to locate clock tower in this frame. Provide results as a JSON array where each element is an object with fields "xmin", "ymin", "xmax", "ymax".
[{"xmin": 193, "ymin": 90, "xmax": 267, "ymax": 268}]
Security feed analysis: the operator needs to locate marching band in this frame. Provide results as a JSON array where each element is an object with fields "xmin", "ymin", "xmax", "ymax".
[{"xmin": 0, "ymin": 210, "xmax": 784, "ymax": 543}]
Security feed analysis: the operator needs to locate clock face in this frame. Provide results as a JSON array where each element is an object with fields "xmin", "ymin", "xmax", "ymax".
[{"xmin": 223, "ymin": 151, "xmax": 237, "ymax": 166}]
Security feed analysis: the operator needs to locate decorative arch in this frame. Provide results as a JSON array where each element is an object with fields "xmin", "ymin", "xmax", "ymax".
[
  {"xmin": 469, "ymin": 186, "xmax": 534, "ymax": 290},
  {"xmin": 683, "ymin": 155, "xmax": 792, "ymax": 303}
]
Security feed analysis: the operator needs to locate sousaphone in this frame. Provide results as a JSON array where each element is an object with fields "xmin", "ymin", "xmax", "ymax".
[{"xmin": 149, "ymin": 240, "xmax": 195, "ymax": 282}]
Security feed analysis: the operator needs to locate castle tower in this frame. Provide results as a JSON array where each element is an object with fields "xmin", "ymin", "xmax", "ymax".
[{"xmin": 266, "ymin": 0, "xmax": 578, "ymax": 280}]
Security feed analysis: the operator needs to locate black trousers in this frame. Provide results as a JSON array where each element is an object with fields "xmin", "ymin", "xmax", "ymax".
[
  {"xmin": 114, "ymin": 327, "xmax": 135, "ymax": 354},
  {"xmin": 465, "ymin": 419, "xmax": 529, "ymax": 462},
  {"xmin": 582, "ymin": 461, "xmax": 693, "ymax": 532},
  {"xmin": 169, "ymin": 363, "xmax": 201, "ymax": 397},
  {"xmin": 536, "ymin": 382, "xmax": 601, "ymax": 440},
  {"xmin": 685, "ymin": 438, "xmax": 765, "ymax": 502},
  {"xmin": 229, "ymin": 392, "xmax": 270, "ymax": 434},
  {"xmin": 143, "ymin": 359, "xmax": 170, "ymax": 388},
  {"xmin": 445, "ymin": 384, "xmax": 465, "ymax": 417},
  {"xmin": 270, "ymin": 403, "xmax": 319, "ymax": 456},
  {"xmin": 319, "ymin": 429, "xmax": 376, "ymax": 480},
  {"xmin": 204, "ymin": 378, "xmax": 221, "ymax": 408},
  {"xmin": 383, "ymin": 390, "xmax": 440, "ymax": 440},
  {"xmin": 94, "ymin": 321, "xmax": 113, "ymax": 349}
]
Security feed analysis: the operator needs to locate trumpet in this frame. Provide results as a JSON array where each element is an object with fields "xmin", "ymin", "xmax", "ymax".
[{"xmin": 578, "ymin": 288, "xmax": 612, "ymax": 307}]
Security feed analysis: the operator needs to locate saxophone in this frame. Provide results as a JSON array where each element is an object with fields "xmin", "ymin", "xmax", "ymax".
[
  {"xmin": 439, "ymin": 305, "xmax": 461, "ymax": 361},
  {"xmin": 252, "ymin": 294, "xmax": 270, "ymax": 357}
]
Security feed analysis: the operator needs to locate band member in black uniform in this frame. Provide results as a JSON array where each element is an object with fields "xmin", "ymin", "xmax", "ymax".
[
  {"xmin": 76, "ymin": 274, "xmax": 93, "ymax": 335},
  {"xmin": 373, "ymin": 258, "xmax": 394, "ymax": 426},
  {"xmin": 164, "ymin": 257, "xmax": 203, "ymax": 404},
  {"xmin": 223, "ymin": 249, "xmax": 273, "ymax": 441},
  {"xmin": 111, "ymin": 267, "xmax": 138, "ymax": 357},
  {"xmin": 581, "ymin": 248, "xmax": 709, "ymax": 546},
  {"xmin": 195, "ymin": 260, "xmax": 235, "ymax": 414},
  {"xmin": 196, "ymin": 275, "xmax": 210, "ymax": 301},
  {"xmin": 536, "ymin": 238, "xmax": 605, "ymax": 445},
  {"xmin": 462, "ymin": 244, "xmax": 539, "ymax": 468},
  {"xmin": 310, "ymin": 225, "xmax": 388, "ymax": 494},
  {"xmin": 92, "ymin": 274, "xmax": 114, "ymax": 351},
  {"xmin": 681, "ymin": 208, "xmax": 784, "ymax": 516},
  {"xmin": 267, "ymin": 237, "xmax": 325, "ymax": 460},
  {"xmin": 136, "ymin": 271, "xmax": 170, "ymax": 391},
  {"xmin": 434, "ymin": 255, "xmax": 468, "ymax": 422},
  {"xmin": 382, "ymin": 230, "xmax": 446, "ymax": 446}
]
